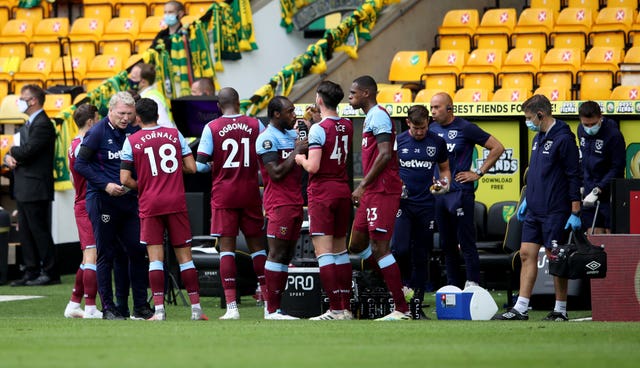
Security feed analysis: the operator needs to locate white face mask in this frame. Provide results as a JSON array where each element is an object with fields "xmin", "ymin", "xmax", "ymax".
[{"xmin": 17, "ymin": 99, "xmax": 28, "ymax": 114}]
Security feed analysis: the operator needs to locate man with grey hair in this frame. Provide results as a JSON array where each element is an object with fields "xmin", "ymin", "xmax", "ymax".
[{"xmin": 74, "ymin": 92, "xmax": 153, "ymax": 320}]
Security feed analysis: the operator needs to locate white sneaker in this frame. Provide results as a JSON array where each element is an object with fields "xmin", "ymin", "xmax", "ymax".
[
  {"xmin": 264, "ymin": 310, "xmax": 299, "ymax": 320},
  {"xmin": 83, "ymin": 309, "xmax": 103, "ymax": 319},
  {"xmin": 375, "ymin": 310, "xmax": 412, "ymax": 321},
  {"xmin": 191, "ymin": 308, "xmax": 209, "ymax": 321},
  {"xmin": 219, "ymin": 308, "xmax": 240, "ymax": 320},
  {"xmin": 309, "ymin": 310, "xmax": 343, "ymax": 320},
  {"xmin": 64, "ymin": 303, "xmax": 84, "ymax": 318},
  {"xmin": 147, "ymin": 311, "xmax": 166, "ymax": 321},
  {"xmin": 464, "ymin": 281, "xmax": 479, "ymax": 288},
  {"xmin": 342, "ymin": 310, "xmax": 354, "ymax": 320}
]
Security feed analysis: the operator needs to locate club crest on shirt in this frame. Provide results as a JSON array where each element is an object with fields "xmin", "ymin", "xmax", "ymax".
[
  {"xmin": 101, "ymin": 214, "xmax": 110, "ymax": 223},
  {"xmin": 280, "ymin": 226, "xmax": 288, "ymax": 235},
  {"xmin": 426, "ymin": 146, "xmax": 436, "ymax": 157},
  {"xmin": 401, "ymin": 148, "xmax": 409, "ymax": 154},
  {"xmin": 595, "ymin": 139, "xmax": 604, "ymax": 151},
  {"xmin": 262, "ymin": 140, "xmax": 273, "ymax": 150},
  {"xmin": 448, "ymin": 130, "xmax": 458, "ymax": 140},
  {"xmin": 580, "ymin": 137, "xmax": 585, "ymax": 146},
  {"xmin": 543, "ymin": 140, "xmax": 553, "ymax": 152},
  {"xmin": 396, "ymin": 209, "xmax": 402, "ymax": 217}
]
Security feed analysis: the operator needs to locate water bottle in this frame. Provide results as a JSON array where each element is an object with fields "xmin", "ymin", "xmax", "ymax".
[
  {"xmin": 254, "ymin": 283, "xmax": 263, "ymax": 307},
  {"xmin": 297, "ymin": 119, "xmax": 308, "ymax": 141}
]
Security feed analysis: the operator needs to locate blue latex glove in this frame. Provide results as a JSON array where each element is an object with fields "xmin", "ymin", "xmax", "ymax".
[
  {"xmin": 516, "ymin": 198, "xmax": 527, "ymax": 221},
  {"xmin": 564, "ymin": 213, "xmax": 582, "ymax": 230}
]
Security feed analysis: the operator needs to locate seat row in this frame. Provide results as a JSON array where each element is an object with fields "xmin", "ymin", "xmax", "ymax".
[{"xmin": 436, "ymin": 5, "xmax": 640, "ymax": 55}]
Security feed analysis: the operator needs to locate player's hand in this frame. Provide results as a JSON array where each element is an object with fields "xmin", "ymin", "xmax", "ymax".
[
  {"xmin": 430, "ymin": 177, "xmax": 449, "ymax": 195},
  {"xmin": 294, "ymin": 138, "xmax": 308, "ymax": 154},
  {"xmin": 352, "ymin": 185, "xmax": 364, "ymax": 207},
  {"xmin": 516, "ymin": 198, "xmax": 527, "ymax": 222},
  {"xmin": 105, "ymin": 182, "xmax": 126, "ymax": 196},
  {"xmin": 454, "ymin": 171, "xmax": 479, "ymax": 183},
  {"xmin": 3, "ymin": 154, "xmax": 16, "ymax": 169},
  {"xmin": 583, "ymin": 188, "xmax": 599, "ymax": 208},
  {"xmin": 294, "ymin": 154, "xmax": 306, "ymax": 165},
  {"xmin": 564, "ymin": 213, "xmax": 582, "ymax": 230}
]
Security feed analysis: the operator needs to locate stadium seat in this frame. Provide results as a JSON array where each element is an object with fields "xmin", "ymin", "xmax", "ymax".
[
  {"xmin": 491, "ymin": 87, "xmax": 530, "ymax": 102},
  {"xmin": 67, "ymin": 43, "xmax": 97, "ymax": 63},
  {"xmin": 0, "ymin": 56, "xmax": 17, "ymax": 100},
  {"xmin": 549, "ymin": 7, "xmax": 593, "ymax": 52},
  {"xmin": 435, "ymin": 9, "xmax": 479, "ymax": 52},
  {"xmin": 46, "ymin": 56, "xmax": 88, "ymax": 87},
  {"xmin": 629, "ymin": 11, "xmax": 640, "ymax": 45},
  {"xmin": 589, "ymin": 7, "xmax": 634, "ymax": 48},
  {"xmin": 69, "ymin": 17, "xmax": 106, "ymax": 58},
  {"xmin": 578, "ymin": 72, "xmax": 615, "ymax": 99},
  {"xmin": 474, "ymin": 8, "xmax": 517, "ymax": 51},
  {"xmin": 497, "ymin": 48, "xmax": 543, "ymax": 92},
  {"xmin": 377, "ymin": 87, "xmax": 413, "ymax": 103},
  {"xmin": 533, "ymin": 85, "xmax": 570, "ymax": 100},
  {"xmin": 186, "ymin": 2, "xmax": 212, "ymax": 18},
  {"xmin": 43, "ymin": 93, "xmax": 72, "ymax": 117},
  {"xmin": 582, "ymin": 46, "xmax": 624, "ymax": 71},
  {"xmin": 181, "ymin": 15, "xmax": 199, "ymax": 26},
  {"xmin": 567, "ymin": 0, "xmax": 600, "ymax": 12},
  {"xmin": 511, "ymin": 8, "xmax": 556, "ymax": 53},
  {"xmin": 413, "ymin": 88, "xmax": 447, "ymax": 103},
  {"xmin": 83, "ymin": 0, "xmax": 115, "ymax": 24},
  {"xmin": 0, "ymin": 5, "xmax": 9, "ymax": 32},
  {"xmin": 99, "ymin": 17, "xmax": 140, "ymax": 57},
  {"xmin": 0, "ymin": 94, "xmax": 29, "ymax": 124},
  {"xmin": 423, "ymin": 49, "xmax": 467, "ymax": 94},
  {"xmin": 0, "ymin": 44, "xmax": 27, "ymax": 65},
  {"xmin": 125, "ymin": 53, "xmax": 143, "ymax": 69},
  {"xmin": 460, "ymin": 48, "xmax": 504, "ymax": 91},
  {"xmin": 73, "ymin": 92, "xmax": 89, "ymax": 105},
  {"xmin": 11, "ymin": 57, "xmax": 52, "ymax": 92},
  {"xmin": 530, "ymin": 0, "xmax": 562, "ymax": 16},
  {"xmin": 135, "ymin": 15, "xmax": 165, "ymax": 51},
  {"xmin": 116, "ymin": 3, "xmax": 150, "ymax": 24},
  {"xmin": 536, "ymin": 47, "xmax": 582, "ymax": 93},
  {"xmin": 1, "ymin": 19, "xmax": 33, "ymax": 60},
  {"xmin": 29, "ymin": 18, "xmax": 70, "ymax": 59},
  {"xmin": 12, "ymin": 5, "xmax": 45, "ymax": 22},
  {"xmin": 82, "ymin": 54, "xmax": 124, "ymax": 92},
  {"xmin": 578, "ymin": 46, "xmax": 624, "ymax": 99},
  {"xmin": 606, "ymin": 0, "xmax": 639, "ymax": 10},
  {"xmin": 454, "ymin": 88, "xmax": 492, "ymax": 102},
  {"xmin": 610, "ymin": 85, "xmax": 640, "ymax": 99},
  {"xmin": 387, "ymin": 50, "xmax": 428, "ymax": 91}
]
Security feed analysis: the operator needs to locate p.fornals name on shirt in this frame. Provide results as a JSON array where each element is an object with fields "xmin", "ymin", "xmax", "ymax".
[{"xmin": 139, "ymin": 130, "xmax": 178, "ymax": 144}]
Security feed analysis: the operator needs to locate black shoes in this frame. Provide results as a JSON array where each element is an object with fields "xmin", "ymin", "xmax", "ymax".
[
  {"xmin": 25, "ymin": 274, "xmax": 60, "ymax": 286},
  {"xmin": 10, "ymin": 273, "xmax": 37, "ymax": 287},
  {"xmin": 492, "ymin": 308, "xmax": 529, "ymax": 320},
  {"xmin": 543, "ymin": 311, "xmax": 569, "ymax": 321},
  {"xmin": 102, "ymin": 308, "xmax": 126, "ymax": 320},
  {"xmin": 131, "ymin": 304, "xmax": 154, "ymax": 320}
]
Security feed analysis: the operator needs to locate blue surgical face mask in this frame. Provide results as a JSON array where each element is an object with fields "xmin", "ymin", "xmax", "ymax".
[
  {"xmin": 164, "ymin": 14, "xmax": 179, "ymax": 27},
  {"xmin": 583, "ymin": 122, "xmax": 601, "ymax": 136},
  {"xmin": 525, "ymin": 119, "xmax": 540, "ymax": 132}
]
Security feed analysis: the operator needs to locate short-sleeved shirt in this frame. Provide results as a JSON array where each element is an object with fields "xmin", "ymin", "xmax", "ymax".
[
  {"xmin": 69, "ymin": 136, "xmax": 88, "ymax": 216},
  {"xmin": 396, "ymin": 129, "xmax": 448, "ymax": 206},
  {"xmin": 255, "ymin": 124, "xmax": 303, "ymax": 213},
  {"xmin": 121, "ymin": 125, "xmax": 192, "ymax": 217},
  {"xmin": 196, "ymin": 114, "xmax": 264, "ymax": 209},
  {"xmin": 307, "ymin": 116, "xmax": 353, "ymax": 201},
  {"xmin": 429, "ymin": 117, "xmax": 491, "ymax": 193},
  {"xmin": 361, "ymin": 105, "xmax": 402, "ymax": 195}
]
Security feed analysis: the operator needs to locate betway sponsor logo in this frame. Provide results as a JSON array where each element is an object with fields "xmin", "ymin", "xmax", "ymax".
[
  {"xmin": 399, "ymin": 159, "xmax": 433, "ymax": 169},
  {"xmin": 107, "ymin": 150, "xmax": 122, "ymax": 160}
]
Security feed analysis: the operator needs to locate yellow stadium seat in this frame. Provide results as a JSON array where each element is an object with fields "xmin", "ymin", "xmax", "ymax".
[
  {"xmin": 460, "ymin": 48, "xmax": 504, "ymax": 91},
  {"xmin": 423, "ymin": 49, "xmax": 467, "ymax": 93},
  {"xmin": 82, "ymin": 54, "xmax": 124, "ymax": 92},
  {"xmin": 12, "ymin": 5, "xmax": 44, "ymax": 23},
  {"xmin": 623, "ymin": 45, "xmax": 640, "ymax": 63},
  {"xmin": 135, "ymin": 15, "xmax": 165, "ymax": 51},
  {"xmin": 0, "ymin": 78, "xmax": 9, "ymax": 102},
  {"xmin": 578, "ymin": 71, "xmax": 614, "ymax": 99},
  {"xmin": 589, "ymin": 7, "xmax": 634, "ymax": 48},
  {"xmin": 99, "ymin": 17, "xmax": 140, "ymax": 56},
  {"xmin": 388, "ymin": 51, "xmax": 428, "ymax": 90},
  {"xmin": 116, "ymin": 3, "xmax": 149, "ymax": 24},
  {"xmin": 73, "ymin": 92, "xmax": 89, "ymax": 105},
  {"xmin": 533, "ymin": 86, "xmax": 570, "ymax": 101},
  {"xmin": 567, "ymin": 0, "xmax": 600, "ymax": 12},
  {"xmin": 550, "ymin": 8, "xmax": 593, "ymax": 51},
  {"xmin": 511, "ymin": 8, "xmax": 556, "ymax": 52},
  {"xmin": 67, "ymin": 43, "xmax": 97, "ymax": 63},
  {"xmin": 577, "ymin": 46, "xmax": 624, "ymax": 100},
  {"xmin": 530, "ymin": 0, "xmax": 562, "ymax": 13},
  {"xmin": 125, "ymin": 53, "xmax": 143, "ymax": 69},
  {"xmin": 69, "ymin": 17, "xmax": 106, "ymax": 57},
  {"xmin": 491, "ymin": 87, "xmax": 530, "ymax": 102},
  {"xmin": 474, "ymin": 8, "xmax": 517, "ymax": 51},
  {"xmin": 606, "ymin": 0, "xmax": 639, "ymax": 10},
  {"xmin": 186, "ymin": 2, "xmax": 212, "ymax": 18},
  {"xmin": 610, "ymin": 85, "xmax": 640, "ymax": 99},
  {"xmin": 0, "ymin": 56, "xmax": 19, "ymax": 74},
  {"xmin": 377, "ymin": 87, "xmax": 413, "ymax": 103},
  {"xmin": 454, "ymin": 88, "xmax": 492, "ymax": 102},
  {"xmin": 582, "ymin": 46, "xmax": 624, "ymax": 72},
  {"xmin": 11, "ymin": 57, "xmax": 52, "ymax": 92},
  {"xmin": 537, "ymin": 47, "xmax": 582, "ymax": 87},
  {"xmin": 0, "ymin": 6, "xmax": 9, "ymax": 33},
  {"xmin": 83, "ymin": 0, "xmax": 115, "ymax": 24},
  {"xmin": 0, "ymin": 94, "xmax": 29, "ymax": 124},
  {"xmin": 43, "ymin": 93, "xmax": 72, "ymax": 117},
  {"xmin": 1, "ymin": 19, "xmax": 33, "ymax": 59},
  {"xmin": 29, "ymin": 18, "xmax": 70, "ymax": 59},
  {"xmin": 436, "ymin": 9, "xmax": 479, "ymax": 52},
  {"xmin": 181, "ymin": 15, "xmax": 198, "ymax": 26},
  {"xmin": 0, "ymin": 44, "xmax": 27, "ymax": 64},
  {"xmin": 47, "ymin": 56, "xmax": 87, "ymax": 87},
  {"xmin": 629, "ymin": 11, "xmax": 640, "ymax": 45},
  {"xmin": 413, "ymin": 89, "xmax": 447, "ymax": 103}
]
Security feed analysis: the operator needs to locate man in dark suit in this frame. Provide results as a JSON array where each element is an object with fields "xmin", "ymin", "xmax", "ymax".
[{"xmin": 5, "ymin": 85, "xmax": 58, "ymax": 286}]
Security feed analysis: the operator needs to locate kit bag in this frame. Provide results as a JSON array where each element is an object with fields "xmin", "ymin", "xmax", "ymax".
[{"xmin": 548, "ymin": 230, "xmax": 607, "ymax": 279}]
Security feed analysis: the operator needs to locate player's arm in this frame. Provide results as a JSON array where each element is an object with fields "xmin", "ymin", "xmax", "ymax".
[
  {"xmin": 596, "ymin": 131, "xmax": 626, "ymax": 192},
  {"xmin": 479, "ymin": 135, "xmax": 505, "ymax": 175},
  {"xmin": 357, "ymin": 134, "xmax": 393, "ymax": 191},
  {"xmin": 559, "ymin": 135, "xmax": 582, "ymax": 214},
  {"xmin": 195, "ymin": 125, "xmax": 213, "ymax": 173},
  {"xmin": 119, "ymin": 138, "xmax": 137, "ymax": 190},
  {"xmin": 295, "ymin": 124, "xmax": 323, "ymax": 174},
  {"xmin": 437, "ymin": 159, "xmax": 452, "ymax": 185},
  {"xmin": 74, "ymin": 128, "xmax": 121, "ymax": 194},
  {"xmin": 183, "ymin": 154, "xmax": 196, "ymax": 174}
]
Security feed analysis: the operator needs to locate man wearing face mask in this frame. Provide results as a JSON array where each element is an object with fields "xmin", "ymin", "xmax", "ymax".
[
  {"xmin": 577, "ymin": 101, "xmax": 625, "ymax": 234},
  {"xmin": 493, "ymin": 94, "xmax": 581, "ymax": 322},
  {"xmin": 5, "ymin": 85, "xmax": 58, "ymax": 286},
  {"xmin": 152, "ymin": 1, "xmax": 186, "ymax": 52},
  {"xmin": 128, "ymin": 63, "xmax": 174, "ymax": 128}
]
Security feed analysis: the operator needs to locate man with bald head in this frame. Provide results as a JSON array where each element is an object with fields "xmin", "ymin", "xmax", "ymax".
[
  {"xmin": 191, "ymin": 78, "xmax": 215, "ymax": 96},
  {"xmin": 195, "ymin": 87, "xmax": 266, "ymax": 320},
  {"xmin": 429, "ymin": 92, "xmax": 505, "ymax": 289}
]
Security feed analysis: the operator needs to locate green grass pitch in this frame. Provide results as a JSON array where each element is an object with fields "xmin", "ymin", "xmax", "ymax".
[{"xmin": 1, "ymin": 275, "xmax": 639, "ymax": 367}]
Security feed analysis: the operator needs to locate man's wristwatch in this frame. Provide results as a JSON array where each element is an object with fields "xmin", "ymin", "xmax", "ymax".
[{"xmin": 474, "ymin": 168, "xmax": 484, "ymax": 177}]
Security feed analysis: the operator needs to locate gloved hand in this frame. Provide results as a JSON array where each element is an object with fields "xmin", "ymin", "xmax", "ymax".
[
  {"xmin": 516, "ymin": 198, "xmax": 527, "ymax": 221},
  {"xmin": 430, "ymin": 177, "xmax": 450, "ymax": 195},
  {"xmin": 564, "ymin": 213, "xmax": 582, "ymax": 230},
  {"xmin": 583, "ymin": 188, "xmax": 599, "ymax": 208}
]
